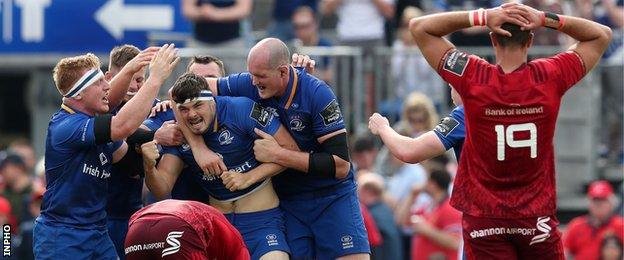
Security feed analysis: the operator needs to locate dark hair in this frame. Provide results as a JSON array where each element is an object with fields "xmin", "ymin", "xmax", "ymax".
[
  {"xmin": 429, "ymin": 167, "xmax": 451, "ymax": 191},
  {"xmin": 171, "ymin": 73, "xmax": 210, "ymax": 104},
  {"xmin": 352, "ymin": 133, "xmax": 377, "ymax": 153},
  {"xmin": 600, "ymin": 234, "xmax": 623, "ymax": 260},
  {"xmin": 109, "ymin": 45, "xmax": 140, "ymax": 71},
  {"xmin": 495, "ymin": 23, "xmax": 531, "ymax": 47},
  {"xmin": 186, "ymin": 55, "xmax": 225, "ymax": 76}
]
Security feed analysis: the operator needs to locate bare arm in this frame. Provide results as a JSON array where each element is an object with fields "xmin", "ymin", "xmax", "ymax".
[
  {"xmin": 320, "ymin": 0, "xmax": 342, "ymax": 16},
  {"xmin": 372, "ymin": 0, "xmax": 395, "ymax": 19},
  {"xmin": 110, "ymin": 44, "xmax": 179, "ymax": 141},
  {"xmin": 394, "ymin": 188, "xmax": 419, "ymax": 227},
  {"xmin": 141, "ymin": 141, "xmax": 184, "ymax": 199},
  {"xmin": 107, "ymin": 48, "xmax": 158, "ymax": 109},
  {"xmin": 181, "ymin": 0, "xmax": 202, "ymax": 21}
]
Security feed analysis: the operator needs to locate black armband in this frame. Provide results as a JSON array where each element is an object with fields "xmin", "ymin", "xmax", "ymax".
[
  {"xmin": 126, "ymin": 128, "xmax": 155, "ymax": 146},
  {"xmin": 308, "ymin": 152, "xmax": 336, "ymax": 178},
  {"xmin": 94, "ymin": 114, "xmax": 113, "ymax": 145},
  {"xmin": 112, "ymin": 145, "xmax": 144, "ymax": 178},
  {"xmin": 319, "ymin": 132, "xmax": 350, "ymax": 162}
]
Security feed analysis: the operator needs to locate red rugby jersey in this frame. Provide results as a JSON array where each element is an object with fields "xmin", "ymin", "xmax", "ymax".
[{"xmin": 437, "ymin": 49, "xmax": 585, "ymax": 218}]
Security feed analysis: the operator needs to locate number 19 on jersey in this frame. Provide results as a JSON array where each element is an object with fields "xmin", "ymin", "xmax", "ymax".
[{"xmin": 495, "ymin": 123, "xmax": 537, "ymax": 161}]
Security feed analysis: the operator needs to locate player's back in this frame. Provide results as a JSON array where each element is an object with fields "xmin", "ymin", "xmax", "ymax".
[{"xmin": 439, "ymin": 50, "xmax": 586, "ymax": 218}]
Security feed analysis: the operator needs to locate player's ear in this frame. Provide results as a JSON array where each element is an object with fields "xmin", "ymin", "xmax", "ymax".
[
  {"xmin": 104, "ymin": 71, "xmax": 113, "ymax": 81},
  {"xmin": 489, "ymin": 32, "xmax": 499, "ymax": 48},
  {"xmin": 526, "ymin": 33, "xmax": 534, "ymax": 49},
  {"xmin": 279, "ymin": 65, "xmax": 289, "ymax": 78}
]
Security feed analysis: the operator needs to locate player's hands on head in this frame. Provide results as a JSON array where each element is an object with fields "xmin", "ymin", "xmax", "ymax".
[
  {"xmin": 148, "ymin": 43, "xmax": 181, "ymax": 83},
  {"xmin": 140, "ymin": 140, "xmax": 160, "ymax": 168},
  {"xmin": 485, "ymin": 5, "xmax": 531, "ymax": 37},
  {"xmin": 253, "ymin": 128, "xmax": 280, "ymax": 163},
  {"xmin": 221, "ymin": 170, "xmax": 252, "ymax": 191},
  {"xmin": 368, "ymin": 113, "xmax": 390, "ymax": 135},
  {"xmin": 291, "ymin": 53, "xmax": 316, "ymax": 74},
  {"xmin": 150, "ymin": 100, "xmax": 173, "ymax": 117},
  {"xmin": 154, "ymin": 120, "xmax": 185, "ymax": 146},
  {"xmin": 501, "ymin": 3, "xmax": 542, "ymax": 31}
]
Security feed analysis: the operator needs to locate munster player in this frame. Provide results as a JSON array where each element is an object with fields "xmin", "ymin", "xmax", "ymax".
[{"xmin": 409, "ymin": 3, "xmax": 611, "ymax": 259}]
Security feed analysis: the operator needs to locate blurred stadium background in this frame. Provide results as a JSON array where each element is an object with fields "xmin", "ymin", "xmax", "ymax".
[{"xmin": 0, "ymin": 0, "xmax": 621, "ymax": 259}]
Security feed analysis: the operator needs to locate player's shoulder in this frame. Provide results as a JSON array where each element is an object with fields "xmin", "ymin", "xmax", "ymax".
[
  {"xmin": 440, "ymin": 49, "xmax": 491, "ymax": 76},
  {"xmin": 450, "ymin": 105, "xmax": 465, "ymax": 119},
  {"xmin": 50, "ymin": 109, "xmax": 90, "ymax": 135},
  {"xmin": 528, "ymin": 52, "xmax": 584, "ymax": 76}
]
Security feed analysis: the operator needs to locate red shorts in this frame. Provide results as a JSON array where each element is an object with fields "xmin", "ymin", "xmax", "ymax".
[
  {"xmin": 124, "ymin": 216, "xmax": 207, "ymax": 260},
  {"xmin": 462, "ymin": 214, "xmax": 564, "ymax": 260}
]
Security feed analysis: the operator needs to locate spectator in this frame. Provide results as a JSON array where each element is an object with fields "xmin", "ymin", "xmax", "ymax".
[
  {"xmin": 564, "ymin": 180, "xmax": 624, "ymax": 259},
  {"xmin": 268, "ymin": 0, "xmax": 318, "ymax": 42},
  {"xmin": 575, "ymin": 0, "xmax": 623, "ymax": 62},
  {"xmin": 0, "ymin": 151, "xmax": 32, "ymax": 224},
  {"xmin": 292, "ymin": 6, "xmax": 334, "ymax": 83},
  {"xmin": 181, "ymin": 0, "xmax": 252, "ymax": 73},
  {"xmin": 432, "ymin": 0, "xmax": 502, "ymax": 46},
  {"xmin": 600, "ymin": 234, "xmax": 623, "ymax": 260},
  {"xmin": 396, "ymin": 167, "xmax": 462, "ymax": 260},
  {"xmin": 361, "ymin": 203, "xmax": 383, "ymax": 249},
  {"xmin": 522, "ymin": 0, "xmax": 565, "ymax": 46},
  {"xmin": 351, "ymin": 133, "xmax": 379, "ymax": 172},
  {"xmin": 7, "ymin": 139, "xmax": 36, "ymax": 174},
  {"xmin": 390, "ymin": 7, "xmax": 444, "ymax": 114},
  {"xmin": 16, "ymin": 189, "xmax": 43, "ymax": 260},
  {"xmin": 358, "ymin": 172, "xmax": 403, "ymax": 260}
]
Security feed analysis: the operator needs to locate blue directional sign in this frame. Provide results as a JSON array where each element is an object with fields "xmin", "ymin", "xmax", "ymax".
[{"xmin": 0, "ymin": 0, "xmax": 191, "ymax": 53}]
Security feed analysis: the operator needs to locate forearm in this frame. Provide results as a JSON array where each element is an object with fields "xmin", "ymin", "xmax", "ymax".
[
  {"xmin": 394, "ymin": 194, "xmax": 416, "ymax": 227},
  {"xmin": 107, "ymin": 67, "xmax": 134, "ymax": 109},
  {"xmin": 246, "ymin": 163, "xmax": 285, "ymax": 184},
  {"xmin": 274, "ymin": 148, "xmax": 309, "ymax": 172},
  {"xmin": 378, "ymin": 125, "xmax": 415, "ymax": 162},
  {"xmin": 420, "ymin": 229, "xmax": 461, "ymax": 250},
  {"xmin": 144, "ymin": 164, "xmax": 173, "ymax": 199},
  {"xmin": 320, "ymin": 0, "xmax": 341, "ymax": 16},
  {"xmin": 411, "ymin": 11, "xmax": 471, "ymax": 38},
  {"xmin": 372, "ymin": 0, "xmax": 394, "ymax": 19},
  {"xmin": 559, "ymin": 15, "xmax": 612, "ymax": 43},
  {"xmin": 111, "ymin": 77, "xmax": 162, "ymax": 140}
]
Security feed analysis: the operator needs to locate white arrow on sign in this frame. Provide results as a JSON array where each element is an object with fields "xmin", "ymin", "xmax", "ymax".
[{"xmin": 95, "ymin": 0, "xmax": 174, "ymax": 40}]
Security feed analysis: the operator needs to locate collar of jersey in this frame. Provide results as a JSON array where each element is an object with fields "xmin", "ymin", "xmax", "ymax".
[
  {"xmin": 496, "ymin": 63, "xmax": 527, "ymax": 74},
  {"xmin": 61, "ymin": 103, "xmax": 92, "ymax": 116},
  {"xmin": 208, "ymin": 111, "xmax": 219, "ymax": 133},
  {"xmin": 277, "ymin": 66, "xmax": 299, "ymax": 110}
]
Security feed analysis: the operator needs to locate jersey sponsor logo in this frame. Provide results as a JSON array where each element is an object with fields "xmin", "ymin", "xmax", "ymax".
[
  {"xmin": 99, "ymin": 153, "xmax": 108, "ymax": 165},
  {"xmin": 82, "ymin": 163, "xmax": 111, "ymax": 179},
  {"xmin": 434, "ymin": 116, "xmax": 460, "ymax": 137},
  {"xmin": 443, "ymin": 50, "xmax": 469, "ymax": 76},
  {"xmin": 320, "ymin": 99, "xmax": 342, "ymax": 126},
  {"xmin": 469, "ymin": 227, "xmax": 537, "ymax": 239},
  {"xmin": 266, "ymin": 234, "xmax": 279, "ymax": 246},
  {"xmin": 250, "ymin": 103, "xmax": 272, "ymax": 127},
  {"xmin": 125, "ymin": 242, "xmax": 166, "ymax": 255},
  {"xmin": 290, "ymin": 118, "xmax": 305, "ymax": 131},
  {"xmin": 162, "ymin": 231, "xmax": 184, "ymax": 257},
  {"xmin": 218, "ymin": 130, "xmax": 234, "ymax": 145},
  {"xmin": 529, "ymin": 216, "xmax": 552, "ymax": 245},
  {"xmin": 341, "ymin": 235, "xmax": 354, "ymax": 249}
]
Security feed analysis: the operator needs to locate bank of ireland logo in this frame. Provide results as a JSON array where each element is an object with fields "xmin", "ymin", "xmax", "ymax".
[
  {"xmin": 341, "ymin": 235, "xmax": 354, "ymax": 249},
  {"xmin": 162, "ymin": 231, "xmax": 184, "ymax": 257},
  {"xmin": 290, "ymin": 118, "xmax": 305, "ymax": 131},
  {"xmin": 218, "ymin": 130, "xmax": 234, "ymax": 145},
  {"xmin": 529, "ymin": 216, "xmax": 551, "ymax": 245},
  {"xmin": 266, "ymin": 234, "xmax": 279, "ymax": 246}
]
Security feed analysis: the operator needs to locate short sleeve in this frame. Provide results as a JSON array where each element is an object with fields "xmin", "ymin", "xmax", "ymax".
[
  {"xmin": 143, "ymin": 110, "xmax": 175, "ymax": 131},
  {"xmin": 52, "ymin": 116, "xmax": 97, "ymax": 149},
  {"xmin": 437, "ymin": 49, "xmax": 483, "ymax": 95},
  {"xmin": 217, "ymin": 73, "xmax": 258, "ymax": 100},
  {"xmin": 161, "ymin": 145, "xmax": 182, "ymax": 158},
  {"xmin": 433, "ymin": 106, "xmax": 465, "ymax": 150},
  {"xmin": 534, "ymin": 52, "xmax": 585, "ymax": 94},
  {"xmin": 235, "ymin": 98, "xmax": 280, "ymax": 137},
  {"xmin": 311, "ymin": 84, "xmax": 345, "ymax": 137}
]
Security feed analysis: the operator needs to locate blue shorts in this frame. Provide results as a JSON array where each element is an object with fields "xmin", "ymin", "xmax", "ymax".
[
  {"xmin": 33, "ymin": 220, "xmax": 117, "ymax": 259},
  {"xmin": 279, "ymin": 184, "xmax": 370, "ymax": 259},
  {"xmin": 107, "ymin": 217, "xmax": 129, "ymax": 260},
  {"xmin": 225, "ymin": 207, "xmax": 290, "ymax": 260}
]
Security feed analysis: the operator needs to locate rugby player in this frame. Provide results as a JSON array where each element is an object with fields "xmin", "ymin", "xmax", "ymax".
[
  {"xmin": 124, "ymin": 199, "xmax": 249, "ymax": 259},
  {"xmin": 141, "ymin": 73, "xmax": 298, "ymax": 259},
  {"xmin": 34, "ymin": 44, "xmax": 180, "ymax": 259},
  {"xmin": 409, "ymin": 3, "xmax": 612, "ymax": 259}
]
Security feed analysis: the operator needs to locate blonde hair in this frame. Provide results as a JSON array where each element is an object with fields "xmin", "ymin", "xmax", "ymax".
[
  {"xmin": 401, "ymin": 91, "xmax": 439, "ymax": 131},
  {"xmin": 52, "ymin": 53, "xmax": 101, "ymax": 96}
]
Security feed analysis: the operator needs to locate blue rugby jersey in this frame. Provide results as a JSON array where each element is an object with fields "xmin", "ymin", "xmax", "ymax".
[
  {"xmin": 104, "ymin": 99, "xmax": 159, "ymax": 219},
  {"xmin": 162, "ymin": 96, "xmax": 281, "ymax": 201},
  {"xmin": 40, "ymin": 104, "xmax": 123, "ymax": 229},
  {"xmin": 433, "ymin": 105, "xmax": 465, "ymax": 160},
  {"xmin": 217, "ymin": 66, "xmax": 354, "ymax": 195}
]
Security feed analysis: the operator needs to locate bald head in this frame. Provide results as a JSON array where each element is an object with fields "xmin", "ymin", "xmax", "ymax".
[{"xmin": 248, "ymin": 38, "xmax": 290, "ymax": 69}]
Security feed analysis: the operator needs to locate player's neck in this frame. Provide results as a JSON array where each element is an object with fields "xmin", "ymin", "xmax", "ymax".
[
  {"xmin": 63, "ymin": 98, "xmax": 96, "ymax": 116},
  {"xmin": 495, "ymin": 48, "xmax": 528, "ymax": 74}
]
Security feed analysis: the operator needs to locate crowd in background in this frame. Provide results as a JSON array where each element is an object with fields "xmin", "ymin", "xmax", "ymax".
[{"xmin": 0, "ymin": 0, "xmax": 622, "ymax": 259}]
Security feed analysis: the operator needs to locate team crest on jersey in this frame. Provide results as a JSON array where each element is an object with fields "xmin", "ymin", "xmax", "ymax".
[
  {"xmin": 250, "ymin": 103, "xmax": 272, "ymax": 127},
  {"xmin": 320, "ymin": 99, "xmax": 342, "ymax": 126},
  {"xmin": 290, "ymin": 118, "xmax": 305, "ymax": 131},
  {"xmin": 443, "ymin": 50, "xmax": 469, "ymax": 76},
  {"xmin": 99, "ymin": 153, "xmax": 108, "ymax": 165},
  {"xmin": 218, "ymin": 129, "xmax": 234, "ymax": 145},
  {"xmin": 181, "ymin": 143, "xmax": 191, "ymax": 151},
  {"xmin": 434, "ymin": 116, "xmax": 460, "ymax": 137}
]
